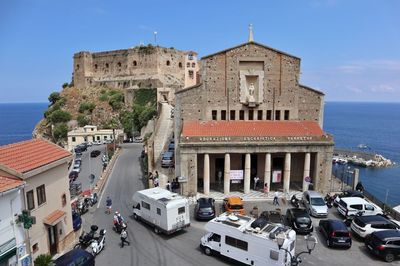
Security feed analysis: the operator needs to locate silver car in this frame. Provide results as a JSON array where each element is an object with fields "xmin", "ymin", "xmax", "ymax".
[{"xmin": 302, "ymin": 190, "xmax": 328, "ymax": 217}]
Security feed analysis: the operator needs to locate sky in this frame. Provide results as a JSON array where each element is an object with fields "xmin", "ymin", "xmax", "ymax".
[{"xmin": 0, "ymin": 0, "xmax": 399, "ymax": 103}]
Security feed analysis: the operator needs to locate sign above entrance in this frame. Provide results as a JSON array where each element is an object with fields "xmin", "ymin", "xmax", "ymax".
[
  {"xmin": 187, "ymin": 135, "xmax": 319, "ymax": 143},
  {"xmin": 230, "ymin": 170, "xmax": 244, "ymax": 180}
]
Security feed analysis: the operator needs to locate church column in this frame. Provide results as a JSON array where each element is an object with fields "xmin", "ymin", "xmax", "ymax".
[
  {"xmin": 244, "ymin": 153, "xmax": 251, "ymax": 194},
  {"xmin": 303, "ymin": 153, "xmax": 311, "ymax": 191},
  {"xmin": 264, "ymin": 153, "xmax": 271, "ymax": 190},
  {"xmin": 283, "ymin": 152, "xmax": 291, "ymax": 193},
  {"xmin": 203, "ymin": 154, "xmax": 210, "ymax": 195},
  {"xmin": 224, "ymin": 153, "xmax": 231, "ymax": 195}
]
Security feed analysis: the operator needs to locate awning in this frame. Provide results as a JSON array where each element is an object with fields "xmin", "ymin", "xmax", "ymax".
[
  {"xmin": 43, "ymin": 210, "xmax": 66, "ymax": 226},
  {"xmin": 0, "ymin": 238, "xmax": 16, "ymax": 262}
]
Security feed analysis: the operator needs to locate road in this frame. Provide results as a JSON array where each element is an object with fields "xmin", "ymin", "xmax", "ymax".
[{"xmin": 80, "ymin": 144, "xmax": 395, "ymax": 266}]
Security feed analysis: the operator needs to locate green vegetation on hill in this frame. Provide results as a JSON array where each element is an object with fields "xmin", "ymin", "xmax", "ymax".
[{"xmin": 79, "ymin": 102, "xmax": 96, "ymax": 113}]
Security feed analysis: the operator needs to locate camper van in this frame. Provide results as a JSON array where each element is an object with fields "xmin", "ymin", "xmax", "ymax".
[
  {"xmin": 200, "ymin": 212, "xmax": 296, "ymax": 266},
  {"xmin": 132, "ymin": 187, "xmax": 190, "ymax": 235}
]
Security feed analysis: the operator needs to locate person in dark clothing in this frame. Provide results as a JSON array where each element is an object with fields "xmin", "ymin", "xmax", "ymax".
[
  {"xmin": 356, "ymin": 181, "xmax": 364, "ymax": 193},
  {"xmin": 120, "ymin": 228, "xmax": 130, "ymax": 248},
  {"xmin": 106, "ymin": 196, "xmax": 112, "ymax": 214}
]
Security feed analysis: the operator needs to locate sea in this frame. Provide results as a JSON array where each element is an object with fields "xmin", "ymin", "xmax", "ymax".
[{"xmin": 0, "ymin": 102, "xmax": 399, "ymax": 206}]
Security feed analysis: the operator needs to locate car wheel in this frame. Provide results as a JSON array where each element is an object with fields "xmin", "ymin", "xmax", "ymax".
[
  {"xmin": 326, "ymin": 239, "xmax": 331, "ymax": 247},
  {"xmin": 154, "ymin": 227, "xmax": 160, "ymax": 234},
  {"xmin": 384, "ymin": 252, "xmax": 394, "ymax": 263},
  {"xmin": 133, "ymin": 213, "xmax": 138, "ymax": 220},
  {"xmin": 204, "ymin": 247, "xmax": 212, "ymax": 256}
]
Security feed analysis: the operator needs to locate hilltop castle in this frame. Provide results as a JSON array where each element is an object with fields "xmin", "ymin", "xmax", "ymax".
[{"xmin": 73, "ymin": 45, "xmax": 199, "ymax": 103}]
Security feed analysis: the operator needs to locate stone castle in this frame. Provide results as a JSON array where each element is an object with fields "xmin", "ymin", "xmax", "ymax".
[{"xmin": 73, "ymin": 45, "xmax": 199, "ymax": 103}]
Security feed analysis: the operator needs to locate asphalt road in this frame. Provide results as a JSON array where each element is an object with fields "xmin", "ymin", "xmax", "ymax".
[{"xmin": 80, "ymin": 144, "xmax": 396, "ymax": 266}]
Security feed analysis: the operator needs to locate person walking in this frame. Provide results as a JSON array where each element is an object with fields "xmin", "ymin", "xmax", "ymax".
[
  {"xmin": 153, "ymin": 177, "xmax": 159, "ymax": 187},
  {"xmin": 106, "ymin": 196, "xmax": 112, "ymax": 214},
  {"xmin": 253, "ymin": 176, "xmax": 260, "ymax": 190},
  {"xmin": 120, "ymin": 228, "xmax": 130, "ymax": 248},
  {"xmin": 273, "ymin": 191, "xmax": 280, "ymax": 206},
  {"xmin": 166, "ymin": 180, "xmax": 171, "ymax": 191},
  {"xmin": 263, "ymin": 183, "xmax": 269, "ymax": 196}
]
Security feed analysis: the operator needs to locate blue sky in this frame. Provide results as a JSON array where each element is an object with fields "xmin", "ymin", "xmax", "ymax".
[{"xmin": 0, "ymin": 0, "xmax": 399, "ymax": 103}]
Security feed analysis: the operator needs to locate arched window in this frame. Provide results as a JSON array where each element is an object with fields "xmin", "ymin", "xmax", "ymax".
[
  {"xmin": 94, "ymin": 64, "xmax": 98, "ymax": 70},
  {"xmin": 186, "ymin": 62, "xmax": 190, "ymax": 68},
  {"xmin": 133, "ymin": 61, "xmax": 137, "ymax": 66},
  {"xmin": 178, "ymin": 62, "xmax": 182, "ymax": 68},
  {"xmin": 192, "ymin": 62, "xmax": 195, "ymax": 68},
  {"xmin": 166, "ymin": 60, "xmax": 170, "ymax": 66},
  {"xmin": 105, "ymin": 63, "xmax": 109, "ymax": 68},
  {"xmin": 76, "ymin": 64, "xmax": 80, "ymax": 70},
  {"xmin": 117, "ymin": 62, "xmax": 121, "ymax": 67}
]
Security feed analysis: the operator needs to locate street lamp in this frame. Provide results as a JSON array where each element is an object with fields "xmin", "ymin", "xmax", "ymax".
[{"xmin": 276, "ymin": 233, "xmax": 317, "ymax": 266}]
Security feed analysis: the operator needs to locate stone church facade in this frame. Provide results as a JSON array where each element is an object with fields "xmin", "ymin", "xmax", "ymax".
[{"xmin": 175, "ymin": 41, "xmax": 334, "ymax": 196}]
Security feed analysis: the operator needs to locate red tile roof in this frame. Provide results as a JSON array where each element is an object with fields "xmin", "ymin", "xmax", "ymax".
[
  {"xmin": 182, "ymin": 121, "xmax": 325, "ymax": 137},
  {"xmin": 0, "ymin": 176, "xmax": 24, "ymax": 193},
  {"xmin": 0, "ymin": 139, "xmax": 71, "ymax": 174},
  {"xmin": 43, "ymin": 210, "xmax": 66, "ymax": 226}
]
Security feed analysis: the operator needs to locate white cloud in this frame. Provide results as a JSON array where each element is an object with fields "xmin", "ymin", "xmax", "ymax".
[
  {"xmin": 370, "ymin": 84, "xmax": 396, "ymax": 93},
  {"xmin": 337, "ymin": 60, "xmax": 400, "ymax": 74}
]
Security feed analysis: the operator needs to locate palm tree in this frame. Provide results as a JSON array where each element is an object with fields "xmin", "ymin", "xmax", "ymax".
[{"xmin": 34, "ymin": 254, "xmax": 53, "ymax": 266}]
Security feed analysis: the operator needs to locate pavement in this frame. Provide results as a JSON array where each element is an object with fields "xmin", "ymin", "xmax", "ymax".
[{"xmin": 75, "ymin": 144, "xmax": 396, "ymax": 266}]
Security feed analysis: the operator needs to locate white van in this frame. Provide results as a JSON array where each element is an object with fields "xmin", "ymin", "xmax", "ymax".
[
  {"xmin": 201, "ymin": 212, "xmax": 296, "ymax": 266},
  {"xmin": 132, "ymin": 187, "xmax": 190, "ymax": 235},
  {"xmin": 337, "ymin": 197, "xmax": 383, "ymax": 218}
]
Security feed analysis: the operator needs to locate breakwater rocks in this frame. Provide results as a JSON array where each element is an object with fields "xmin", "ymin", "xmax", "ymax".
[{"xmin": 333, "ymin": 149, "xmax": 395, "ymax": 168}]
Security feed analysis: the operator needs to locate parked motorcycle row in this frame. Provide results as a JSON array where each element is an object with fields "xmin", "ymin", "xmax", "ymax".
[
  {"xmin": 76, "ymin": 192, "xmax": 98, "ymax": 215},
  {"xmin": 74, "ymin": 225, "xmax": 107, "ymax": 257}
]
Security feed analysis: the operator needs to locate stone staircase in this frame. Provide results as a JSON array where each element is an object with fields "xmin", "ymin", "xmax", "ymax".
[{"xmin": 153, "ymin": 102, "xmax": 173, "ymax": 163}]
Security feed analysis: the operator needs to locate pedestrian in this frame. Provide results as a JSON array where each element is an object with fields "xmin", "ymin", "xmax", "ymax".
[
  {"xmin": 253, "ymin": 176, "xmax": 260, "ymax": 190},
  {"xmin": 166, "ymin": 180, "xmax": 171, "ymax": 191},
  {"xmin": 120, "ymin": 228, "xmax": 130, "ymax": 248},
  {"xmin": 153, "ymin": 177, "xmax": 159, "ymax": 187},
  {"xmin": 148, "ymin": 172, "xmax": 153, "ymax": 180},
  {"xmin": 263, "ymin": 183, "xmax": 269, "ymax": 196},
  {"xmin": 106, "ymin": 196, "xmax": 112, "ymax": 214},
  {"xmin": 155, "ymin": 171, "xmax": 159, "ymax": 180},
  {"xmin": 273, "ymin": 191, "xmax": 279, "ymax": 206}
]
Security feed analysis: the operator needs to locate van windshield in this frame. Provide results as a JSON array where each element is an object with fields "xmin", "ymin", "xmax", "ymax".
[
  {"xmin": 230, "ymin": 204, "xmax": 243, "ymax": 210},
  {"xmin": 310, "ymin": 198, "xmax": 326, "ymax": 206}
]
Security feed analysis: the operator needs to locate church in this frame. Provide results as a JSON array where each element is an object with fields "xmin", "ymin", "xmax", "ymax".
[{"xmin": 174, "ymin": 27, "xmax": 334, "ymax": 196}]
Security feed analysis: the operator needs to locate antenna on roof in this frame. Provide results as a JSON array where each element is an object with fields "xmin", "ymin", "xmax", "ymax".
[{"xmin": 248, "ymin": 24, "xmax": 254, "ymax": 42}]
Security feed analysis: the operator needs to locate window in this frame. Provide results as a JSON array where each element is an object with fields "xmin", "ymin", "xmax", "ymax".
[
  {"xmin": 166, "ymin": 60, "xmax": 170, "ymax": 66},
  {"xmin": 225, "ymin": 236, "xmax": 248, "ymax": 251},
  {"xmin": 187, "ymin": 62, "xmax": 190, "ymax": 67},
  {"xmin": 284, "ymin": 110, "xmax": 290, "ymax": 120},
  {"xmin": 192, "ymin": 62, "xmax": 195, "ymax": 68},
  {"xmin": 117, "ymin": 62, "xmax": 121, "ymax": 67},
  {"xmin": 221, "ymin": 110, "xmax": 226, "ymax": 120},
  {"xmin": 105, "ymin": 63, "xmax": 109, "ymax": 68},
  {"xmin": 94, "ymin": 64, "xmax": 98, "ymax": 70},
  {"xmin": 141, "ymin": 201, "xmax": 150, "ymax": 210},
  {"xmin": 275, "ymin": 110, "xmax": 281, "ymax": 120},
  {"xmin": 212, "ymin": 110, "xmax": 217, "ymax": 120},
  {"xmin": 266, "ymin": 110, "xmax": 272, "ymax": 120},
  {"xmin": 72, "ymin": 137, "xmax": 76, "ymax": 142},
  {"xmin": 257, "ymin": 110, "xmax": 263, "ymax": 120},
  {"xmin": 365, "ymin": 205, "xmax": 374, "ymax": 211},
  {"xmin": 133, "ymin": 61, "xmax": 137, "ymax": 66},
  {"xmin": 188, "ymin": 54, "xmax": 193, "ymax": 60},
  {"xmin": 178, "ymin": 206, "xmax": 185, "ymax": 214},
  {"xmin": 157, "ymin": 208, "xmax": 161, "ymax": 215},
  {"xmin": 188, "ymin": 70, "xmax": 194, "ymax": 78},
  {"xmin": 350, "ymin": 204, "xmax": 363, "ymax": 210},
  {"xmin": 27, "ymin": 190, "xmax": 35, "ymax": 210},
  {"xmin": 248, "ymin": 110, "xmax": 254, "ymax": 120},
  {"xmin": 230, "ymin": 110, "xmax": 235, "ymax": 120},
  {"xmin": 178, "ymin": 62, "xmax": 182, "ymax": 68},
  {"xmin": 37, "ymin": 185, "xmax": 46, "ymax": 206},
  {"xmin": 239, "ymin": 110, "xmax": 244, "ymax": 120},
  {"xmin": 61, "ymin": 193, "xmax": 67, "ymax": 207},
  {"xmin": 32, "ymin": 243, "xmax": 39, "ymax": 253},
  {"xmin": 210, "ymin": 233, "xmax": 221, "ymax": 242},
  {"xmin": 76, "ymin": 64, "xmax": 80, "ymax": 70}
]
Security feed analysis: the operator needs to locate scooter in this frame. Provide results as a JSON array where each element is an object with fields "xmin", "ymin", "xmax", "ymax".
[
  {"xmin": 290, "ymin": 194, "xmax": 300, "ymax": 208},
  {"xmin": 87, "ymin": 192, "xmax": 98, "ymax": 207},
  {"xmin": 77, "ymin": 198, "xmax": 89, "ymax": 215},
  {"xmin": 113, "ymin": 221, "xmax": 127, "ymax": 234},
  {"xmin": 74, "ymin": 225, "xmax": 98, "ymax": 249},
  {"xmin": 90, "ymin": 229, "xmax": 106, "ymax": 257},
  {"xmin": 324, "ymin": 194, "xmax": 334, "ymax": 208}
]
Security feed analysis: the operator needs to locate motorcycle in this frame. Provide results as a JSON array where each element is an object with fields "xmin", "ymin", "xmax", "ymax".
[
  {"xmin": 77, "ymin": 198, "xmax": 89, "ymax": 215},
  {"xmin": 90, "ymin": 229, "xmax": 106, "ymax": 257},
  {"xmin": 87, "ymin": 192, "xmax": 98, "ymax": 207},
  {"xmin": 113, "ymin": 221, "xmax": 127, "ymax": 233},
  {"xmin": 324, "ymin": 194, "xmax": 334, "ymax": 208},
  {"xmin": 290, "ymin": 194, "xmax": 300, "ymax": 208},
  {"xmin": 74, "ymin": 225, "xmax": 98, "ymax": 249}
]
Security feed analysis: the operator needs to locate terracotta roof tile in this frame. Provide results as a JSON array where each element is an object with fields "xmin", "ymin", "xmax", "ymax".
[
  {"xmin": 0, "ymin": 176, "xmax": 24, "ymax": 193},
  {"xmin": 43, "ymin": 210, "xmax": 66, "ymax": 225},
  {"xmin": 0, "ymin": 139, "xmax": 71, "ymax": 174},
  {"xmin": 182, "ymin": 121, "xmax": 325, "ymax": 137}
]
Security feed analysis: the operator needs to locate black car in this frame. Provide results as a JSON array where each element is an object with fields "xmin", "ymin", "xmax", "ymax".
[
  {"xmin": 195, "ymin": 198, "xmax": 216, "ymax": 220},
  {"xmin": 259, "ymin": 210, "xmax": 284, "ymax": 226},
  {"xmin": 74, "ymin": 148, "xmax": 83, "ymax": 156},
  {"xmin": 365, "ymin": 230, "xmax": 400, "ymax": 262},
  {"xmin": 90, "ymin": 150, "xmax": 101, "ymax": 157},
  {"xmin": 53, "ymin": 248, "xmax": 94, "ymax": 266},
  {"xmin": 69, "ymin": 171, "xmax": 79, "ymax": 182},
  {"xmin": 319, "ymin": 219, "xmax": 352, "ymax": 248},
  {"xmin": 286, "ymin": 208, "xmax": 313, "ymax": 234}
]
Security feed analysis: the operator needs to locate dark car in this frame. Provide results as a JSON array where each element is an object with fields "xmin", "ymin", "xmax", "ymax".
[
  {"xmin": 259, "ymin": 210, "xmax": 284, "ymax": 225},
  {"xmin": 69, "ymin": 171, "xmax": 79, "ymax": 182},
  {"xmin": 195, "ymin": 198, "xmax": 216, "ymax": 220},
  {"xmin": 365, "ymin": 230, "xmax": 400, "ymax": 262},
  {"xmin": 286, "ymin": 208, "xmax": 313, "ymax": 234},
  {"xmin": 334, "ymin": 189, "xmax": 364, "ymax": 206},
  {"xmin": 319, "ymin": 219, "xmax": 352, "ymax": 248},
  {"xmin": 77, "ymin": 144, "xmax": 87, "ymax": 152},
  {"xmin": 72, "ymin": 212, "xmax": 82, "ymax": 231},
  {"xmin": 90, "ymin": 150, "xmax": 101, "ymax": 157},
  {"xmin": 75, "ymin": 148, "xmax": 83, "ymax": 156},
  {"xmin": 168, "ymin": 143, "xmax": 174, "ymax": 152},
  {"xmin": 53, "ymin": 248, "xmax": 94, "ymax": 266}
]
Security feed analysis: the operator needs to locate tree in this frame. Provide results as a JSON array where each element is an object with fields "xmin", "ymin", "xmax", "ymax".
[
  {"xmin": 48, "ymin": 92, "xmax": 61, "ymax": 106},
  {"xmin": 119, "ymin": 111, "xmax": 134, "ymax": 135},
  {"xmin": 53, "ymin": 123, "xmax": 68, "ymax": 140},
  {"xmin": 79, "ymin": 102, "xmax": 96, "ymax": 113},
  {"xmin": 62, "ymin": 82, "xmax": 69, "ymax": 89},
  {"xmin": 108, "ymin": 92, "xmax": 124, "ymax": 110},
  {"xmin": 48, "ymin": 110, "xmax": 71, "ymax": 124},
  {"xmin": 34, "ymin": 254, "xmax": 53, "ymax": 266},
  {"xmin": 77, "ymin": 115, "xmax": 89, "ymax": 127}
]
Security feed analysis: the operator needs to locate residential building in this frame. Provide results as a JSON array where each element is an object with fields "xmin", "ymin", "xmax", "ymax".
[{"xmin": 67, "ymin": 125, "xmax": 123, "ymax": 151}]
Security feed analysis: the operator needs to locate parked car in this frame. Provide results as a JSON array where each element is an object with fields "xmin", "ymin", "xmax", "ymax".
[
  {"xmin": 101, "ymin": 154, "xmax": 108, "ymax": 163},
  {"xmin": 223, "ymin": 196, "xmax": 245, "ymax": 215},
  {"xmin": 195, "ymin": 198, "xmax": 216, "ymax": 220},
  {"xmin": 286, "ymin": 208, "xmax": 313, "ymax": 234},
  {"xmin": 351, "ymin": 215, "xmax": 400, "ymax": 238},
  {"xmin": 74, "ymin": 148, "xmax": 83, "ymax": 156},
  {"xmin": 302, "ymin": 190, "xmax": 328, "ymax": 217},
  {"xmin": 319, "ymin": 219, "xmax": 352, "ymax": 248},
  {"xmin": 77, "ymin": 143, "xmax": 87, "ymax": 152},
  {"xmin": 73, "ymin": 160, "xmax": 82, "ymax": 168},
  {"xmin": 94, "ymin": 140, "xmax": 102, "ymax": 145},
  {"xmin": 259, "ymin": 210, "xmax": 284, "ymax": 226},
  {"xmin": 73, "ymin": 165, "xmax": 81, "ymax": 173},
  {"xmin": 365, "ymin": 230, "xmax": 400, "ymax": 262},
  {"xmin": 161, "ymin": 151, "xmax": 174, "ymax": 168},
  {"xmin": 337, "ymin": 197, "xmax": 383, "ymax": 218},
  {"xmin": 53, "ymin": 248, "xmax": 95, "ymax": 266},
  {"xmin": 87, "ymin": 141, "xmax": 93, "ymax": 147},
  {"xmin": 72, "ymin": 212, "xmax": 82, "ymax": 231},
  {"xmin": 69, "ymin": 171, "xmax": 79, "ymax": 182},
  {"xmin": 168, "ymin": 143, "xmax": 174, "ymax": 152},
  {"xmin": 334, "ymin": 189, "xmax": 364, "ymax": 206},
  {"xmin": 90, "ymin": 150, "xmax": 101, "ymax": 157}
]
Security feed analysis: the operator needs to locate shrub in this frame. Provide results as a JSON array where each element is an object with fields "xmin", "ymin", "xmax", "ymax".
[
  {"xmin": 99, "ymin": 94, "xmax": 108, "ymax": 101},
  {"xmin": 77, "ymin": 115, "xmax": 89, "ymax": 127},
  {"xmin": 62, "ymin": 82, "xmax": 69, "ymax": 89},
  {"xmin": 119, "ymin": 111, "xmax": 134, "ymax": 135},
  {"xmin": 48, "ymin": 92, "xmax": 61, "ymax": 106},
  {"xmin": 53, "ymin": 123, "xmax": 68, "ymax": 141},
  {"xmin": 79, "ymin": 102, "xmax": 96, "ymax": 113},
  {"xmin": 48, "ymin": 110, "xmax": 71, "ymax": 123},
  {"xmin": 34, "ymin": 254, "xmax": 53, "ymax": 266},
  {"xmin": 108, "ymin": 93, "xmax": 124, "ymax": 110}
]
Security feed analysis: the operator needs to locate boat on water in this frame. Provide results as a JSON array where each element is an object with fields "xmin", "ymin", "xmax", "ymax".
[{"xmin": 357, "ymin": 144, "xmax": 369, "ymax": 149}]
